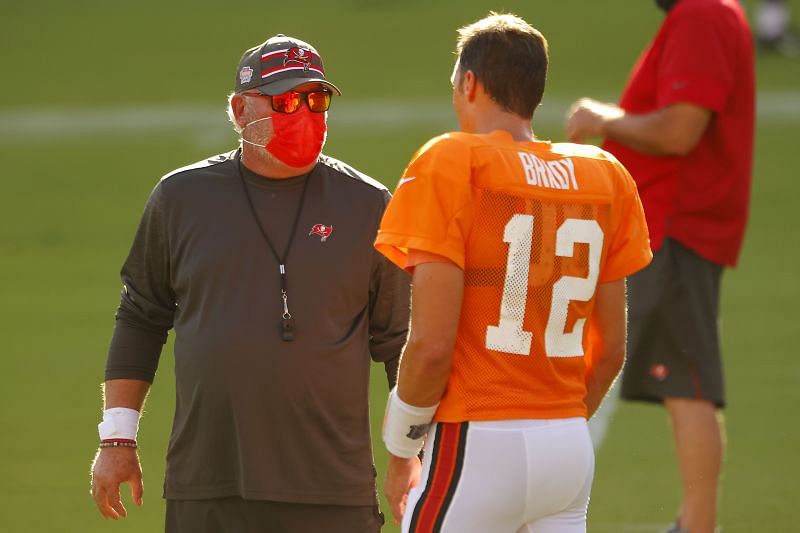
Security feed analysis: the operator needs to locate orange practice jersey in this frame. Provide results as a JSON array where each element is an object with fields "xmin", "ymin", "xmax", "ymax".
[{"xmin": 375, "ymin": 131, "xmax": 652, "ymax": 422}]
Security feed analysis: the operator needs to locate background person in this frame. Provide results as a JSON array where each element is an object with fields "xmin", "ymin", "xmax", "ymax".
[
  {"xmin": 566, "ymin": 1, "xmax": 755, "ymax": 531},
  {"xmin": 756, "ymin": 0, "xmax": 799, "ymax": 55}
]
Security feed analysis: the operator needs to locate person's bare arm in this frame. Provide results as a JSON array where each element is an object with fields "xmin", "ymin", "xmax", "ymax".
[
  {"xmin": 567, "ymin": 98, "xmax": 711, "ymax": 157},
  {"xmin": 385, "ymin": 261, "xmax": 464, "ymax": 524},
  {"xmin": 90, "ymin": 379, "xmax": 150, "ymax": 520},
  {"xmin": 396, "ymin": 262, "xmax": 464, "ymax": 406},
  {"xmin": 584, "ymin": 278, "xmax": 627, "ymax": 418},
  {"xmin": 103, "ymin": 379, "xmax": 151, "ymax": 410}
]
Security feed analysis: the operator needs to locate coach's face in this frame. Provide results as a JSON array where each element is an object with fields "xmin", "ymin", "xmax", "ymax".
[
  {"xmin": 231, "ymin": 89, "xmax": 276, "ymax": 148},
  {"xmin": 234, "ymin": 82, "xmax": 329, "ymax": 150}
]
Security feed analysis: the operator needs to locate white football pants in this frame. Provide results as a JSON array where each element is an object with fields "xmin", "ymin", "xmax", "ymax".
[{"xmin": 401, "ymin": 418, "xmax": 594, "ymax": 533}]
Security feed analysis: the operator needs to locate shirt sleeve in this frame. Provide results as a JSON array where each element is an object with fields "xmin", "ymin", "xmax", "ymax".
[
  {"xmin": 599, "ymin": 162, "xmax": 653, "ymax": 283},
  {"xmin": 369, "ymin": 189, "xmax": 412, "ymax": 385},
  {"xmin": 656, "ymin": 7, "xmax": 735, "ymax": 112},
  {"xmin": 105, "ymin": 182, "xmax": 176, "ymax": 383},
  {"xmin": 405, "ymin": 249, "xmax": 455, "ymax": 271},
  {"xmin": 375, "ymin": 135, "xmax": 474, "ymax": 270}
]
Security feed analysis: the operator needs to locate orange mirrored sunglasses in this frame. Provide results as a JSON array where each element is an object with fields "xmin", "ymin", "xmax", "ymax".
[{"xmin": 244, "ymin": 90, "xmax": 331, "ymax": 114}]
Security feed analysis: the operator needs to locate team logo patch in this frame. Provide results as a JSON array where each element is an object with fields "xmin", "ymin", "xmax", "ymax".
[
  {"xmin": 309, "ymin": 223, "xmax": 333, "ymax": 241},
  {"xmin": 649, "ymin": 363, "xmax": 669, "ymax": 381},
  {"xmin": 406, "ymin": 423, "xmax": 431, "ymax": 440},
  {"xmin": 239, "ymin": 66, "xmax": 254, "ymax": 84},
  {"xmin": 284, "ymin": 47, "xmax": 312, "ymax": 71}
]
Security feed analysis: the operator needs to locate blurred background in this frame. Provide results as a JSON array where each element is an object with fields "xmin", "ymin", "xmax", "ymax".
[{"xmin": 1, "ymin": 1, "xmax": 798, "ymax": 531}]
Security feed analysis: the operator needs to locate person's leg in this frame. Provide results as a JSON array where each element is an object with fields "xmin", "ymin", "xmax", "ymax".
[
  {"xmin": 623, "ymin": 239, "xmax": 726, "ymax": 532},
  {"xmin": 663, "ymin": 242, "xmax": 725, "ymax": 533},
  {"xmin": 620, "ymin": 245, "xmax": 675, "ymax": 404},
  {"xmin": 167, "ymin": 497, "xmax": 384, "ymax": 533},
  {"xmin": 665, "ymin": 398, "xmax": 724, "ymax": 533},
  {"xmin": 522, "ymin": 464, "xmax": 592, "ymax": 533},
  {"xmin": 248, "ymin": 500, "xmax": 384, "ymax": 533},
  {"xmin": 403, "ymin": 419, "xmax": 592, "ymax": 533},
  {"xmin": 165, "ymin": 498, "xmax": 245, "ymax": 533},
  {"xmin": 402, "ymin": 422, "xmax": 526, "ymax": 533},
  {"xmin": 517, "ymin": 419, "xmax": 594, "ymax": 533}
]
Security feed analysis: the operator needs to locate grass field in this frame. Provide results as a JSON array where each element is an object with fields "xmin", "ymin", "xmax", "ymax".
[{"xmin": 1, "ymin": 1, "xmax": 798, "ymax": 532}]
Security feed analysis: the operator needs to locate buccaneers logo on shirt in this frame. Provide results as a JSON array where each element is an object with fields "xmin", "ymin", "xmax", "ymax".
[
  {"xmin": 284, "ymin": 47, "xmax": 312, "ymax": 71},
  {"xmin": 649, "ymin": 364, "xmax": 670, "ymax": 381},
  {"xmin": 309, "ymin": 223, "xmax": 333, "ymax": 242}
]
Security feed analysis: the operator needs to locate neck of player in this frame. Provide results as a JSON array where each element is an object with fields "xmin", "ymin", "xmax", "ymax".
[
  {"xmin": 471, "ymin": 112, "xmax": 535, "ymax": 142},
  {"xmin": 463, "ymin": 90, "xmax": 535, "ymax": 142}
]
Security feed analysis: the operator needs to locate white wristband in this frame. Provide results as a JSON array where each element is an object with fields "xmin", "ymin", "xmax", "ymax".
[
  {"xmin": 98, "ymin": 407, "xmax": 141, "ymax": 441},
  {"xmin": 382, "ymin": 387, "xmax": 438, "ymax": 458}
]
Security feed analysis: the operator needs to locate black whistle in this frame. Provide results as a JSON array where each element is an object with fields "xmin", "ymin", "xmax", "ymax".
[{"xmin": 281, "ymin": 318, "xmax": 294, "ymax": 341}]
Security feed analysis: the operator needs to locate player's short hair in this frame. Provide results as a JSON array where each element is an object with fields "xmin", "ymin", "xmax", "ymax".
[{"xmin": 455, "ymin": 13, "xmax": 548, "ymax": 119}]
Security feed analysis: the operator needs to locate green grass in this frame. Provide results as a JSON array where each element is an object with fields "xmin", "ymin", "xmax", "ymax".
[{"xmin": 1, "ymin": 1, "xmax": 798, "ymax": 531}]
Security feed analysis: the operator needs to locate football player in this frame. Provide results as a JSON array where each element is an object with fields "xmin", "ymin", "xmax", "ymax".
[{"xmin": 375, "ymin": 13, "xmax": 652, "ymax": 533}]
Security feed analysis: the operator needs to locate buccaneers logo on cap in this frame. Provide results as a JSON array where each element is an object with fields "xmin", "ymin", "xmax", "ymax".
[
  {"xmin": 309, "ymin": 223, "xmax": 333, "ymax": 242},
  {"xmin": 284, "ymin": 47, "xmax": 312, "ymax": 71}
]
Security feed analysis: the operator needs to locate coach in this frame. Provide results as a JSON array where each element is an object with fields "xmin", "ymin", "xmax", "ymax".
[
  {"xmin": 89, "ymin": 34, "xmax": 409, "ymax": 533},
  {"xmin": 566, "ymin": 1, "xmax": 754, "ymax": 532}
]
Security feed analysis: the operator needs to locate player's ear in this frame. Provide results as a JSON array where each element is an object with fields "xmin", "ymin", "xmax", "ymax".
[{"xmin": 461, "ymin": 70, "xmax": 478, "ymax": 102}]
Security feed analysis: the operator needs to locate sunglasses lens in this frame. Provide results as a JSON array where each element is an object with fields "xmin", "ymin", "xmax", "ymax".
[
  {"xmin": 307, "ymin": 91, "xmax": 331, "ymax": 112},
  {"xmin": 272, "ymin": 92, "xmax": 301, "ymax": 114}
]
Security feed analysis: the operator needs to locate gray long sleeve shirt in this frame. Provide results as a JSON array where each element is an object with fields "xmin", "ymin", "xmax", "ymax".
[{"xmin": 105, "ymin": 149, "xmax": 410, "ymax": 505}]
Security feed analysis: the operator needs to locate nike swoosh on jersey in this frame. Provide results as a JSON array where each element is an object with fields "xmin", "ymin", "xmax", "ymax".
[{"xmin": 397, "ymin": 176, "xmax": 416, "ymax": 188}]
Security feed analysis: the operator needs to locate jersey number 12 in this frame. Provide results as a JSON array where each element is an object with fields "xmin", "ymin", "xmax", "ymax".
[{"xmin": 485, "ymin": 214, "xmax": 603, "ymax": 357}]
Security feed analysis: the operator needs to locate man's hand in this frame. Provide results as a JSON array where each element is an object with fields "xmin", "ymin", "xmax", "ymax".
[
  {"xmin": 384, "ymin": 454, "xmax": 422, "ymax": 525},
  {"xmin": 566, "ymin": 98, "xmax": 624, "ymax": 143},
  {"xmin": 90, "ymin": 447, "xmax": 143, "ymax": 520}
]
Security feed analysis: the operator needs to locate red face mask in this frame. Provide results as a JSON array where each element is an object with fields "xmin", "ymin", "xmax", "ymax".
[{"xmin": 265, "ymin": 106, "xmax": 327, "ymax": 167}]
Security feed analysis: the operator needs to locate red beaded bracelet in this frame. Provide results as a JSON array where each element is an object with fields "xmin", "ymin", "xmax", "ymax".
[{"xmin": 99, "ymin": 439, "xmax": 138, "ymax": 449}]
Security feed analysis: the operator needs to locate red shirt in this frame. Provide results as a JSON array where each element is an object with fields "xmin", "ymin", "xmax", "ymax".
[{"xmin": 603, "ymin": 0, "xmax": 754, "ymax": 266}]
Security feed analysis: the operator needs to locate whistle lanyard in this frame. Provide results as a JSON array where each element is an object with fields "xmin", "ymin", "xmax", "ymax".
[{"xmin": 237, "ymin": 157, "xmax": 311, "ymax": 341}]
